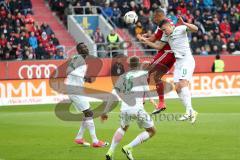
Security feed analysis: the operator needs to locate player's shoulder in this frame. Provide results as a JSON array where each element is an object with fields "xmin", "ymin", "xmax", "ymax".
[{"xmin": 174, "ymin": 25, "xmax": 187, "ymax": 31}]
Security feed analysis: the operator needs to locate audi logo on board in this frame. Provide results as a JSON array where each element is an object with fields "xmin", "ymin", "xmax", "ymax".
[{"xmin": 18, "ymin": 64, "xmax": 59, "ymax": 79}]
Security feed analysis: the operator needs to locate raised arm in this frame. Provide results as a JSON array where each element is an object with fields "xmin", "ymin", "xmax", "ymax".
[{"xmin": 178, "ymin": 16, "xmax": 198, "ymax": 32}]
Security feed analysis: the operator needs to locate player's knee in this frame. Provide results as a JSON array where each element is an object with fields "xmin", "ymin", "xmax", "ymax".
[
  {"xmin": 174, "ymin": 83, "xmax": 181, "ymax": 93},
  {"xmin": 146, "ymin": 127, "xmax": 156, "ymax": 137},
  {"xmin": 83, "ymin": 109, "xmax": 93, "ymax": 118},
  {"xmin": 121, "ymin": 125, "xmax": 129, "ymax": 131}
]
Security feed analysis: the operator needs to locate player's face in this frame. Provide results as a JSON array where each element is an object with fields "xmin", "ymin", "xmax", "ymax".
[
  {"xmin": 161, "ymin": 23, "xmax": 173, "ymax": 36},
  {"xmin": 78, "ymin": 44, "xmax": 89, "ymax": 57},
  {"xmin": 153, "ymin": 12, "xmax": 164, "ymax": 24}
]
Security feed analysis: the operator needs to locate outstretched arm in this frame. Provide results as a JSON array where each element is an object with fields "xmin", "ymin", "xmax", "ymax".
[
  {"xmin": 178, "ymin": 16, "xmax": 198, "ymax": 32},
  {"xmin": 137, "ymin": 34, "xmax": 167, "ymax": 50}
]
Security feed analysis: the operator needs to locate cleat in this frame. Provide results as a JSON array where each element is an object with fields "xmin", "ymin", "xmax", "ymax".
[
  {"xmin": 151, "ymin": 102, "xmax": 166, "ymax": 114},
  {"xmin": 179, "ymin": 113, "xmax": 191, "ymax": 121},
  {"xmin": 122, "ymin": 145, "xmax": 134, "ymax": 160},
  {"xmin": 74, "ymin": 138, "xmax": 90, "ymax": 147},
  {"xmin": 190, "ymin": 111, "xmax": 198, "ymax": 124},
  {"xmin": 106, "ymin": 150, "xmax": 114, "ymax": 160},
  {"xmin": 92, "ymin": 140, "xmax": 109, "ymax": 148}
]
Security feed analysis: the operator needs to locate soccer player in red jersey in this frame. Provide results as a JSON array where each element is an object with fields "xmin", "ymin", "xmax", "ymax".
[{"xmin": 137, "ymin": 9, "xmax": 176, "ymax": 114}]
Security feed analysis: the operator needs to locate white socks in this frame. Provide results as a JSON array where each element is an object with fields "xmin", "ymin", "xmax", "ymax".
[
  {"xmin": 109, "ymin": 128, "xmax": 125, "ymax": 151},
  {"xmin": 76, "ymin": 121, "xmax": 86, "ymax": 139},
  {"xmin": 85, "ymin": 119, "xmax": 99, "ymax": 143},
  {"xmin": 128, "ymin": 131, "xmax": 150, "ymax": 148},
  {"xmin": 76, "ymin": 119, "xmax": 98, "ymax": 143},
  {"xmin": 178, "ymin": 87, "xmax": 194, "ymax": 115}
]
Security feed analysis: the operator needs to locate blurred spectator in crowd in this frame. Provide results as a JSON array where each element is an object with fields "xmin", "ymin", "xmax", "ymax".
[
  {"xmin": 111, "ymin": 55, "xmax": 125, "ymax": 76},
  {"xmin": 191, "ymin": 36, "xmax": 201, "ymax": 54},
  {"xmin": 55, "ymin": 50, "xmax": 64, "ymax": 59},
  {"xmin": 29, "ymin": 31, "xmax": 38, "ymax": 50},
  {"xmin": 74, "ymin": 2, "xmax": 83, "ymax": 14},
  {"xmin": 227, "ymin": 37, "xmax": 237, "ymax": 53},
  {"xmin": 211, "ymin": 45, "xmax": 219, "ymax": 55},
  {"xmin": 219, "ymin": 17, "xmax": 231, "ymax": 38},
  {"xmin": 102, "ymin": 2, "xmax": 113, "ymax": 19},
  {"xmin": 41, "ymin": 22, "xmax": 54, "ymax": 36},
  {"xmin": 200, "ymin": 46, "xmax": 209, "ymax": 55},
  {"xmin": 112, "ymin": 2, "xmax": 121, "ymax": 26},
  {"xmin": 50, "ymin": 33, "xmax": 60, "ymax": 46},
  {"xmin": 212, "ymin": 54, "xmax": 225, "ymax": 73},
  {"xmin": 221, "ymin": 45, "xmax": 229, "ymax": 55},
  {"xmin": 135, "ymin": 21, "xmax": 144, "ymax": 35},
  {"xmin": 107, "ymin": 30, "xmax": 120, "ymax": 57},
  {"xmin": 92, "ymin": 27, "xmax": 106, "ymax": 57}
]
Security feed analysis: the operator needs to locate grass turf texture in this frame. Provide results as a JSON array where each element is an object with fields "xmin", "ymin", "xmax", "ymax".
[{"xmin": 0, "ymin": 97, "xmax": 239, "ymax": 160}]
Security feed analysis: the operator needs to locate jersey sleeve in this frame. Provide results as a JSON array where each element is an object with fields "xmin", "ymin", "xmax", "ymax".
[
  {"xmin": 160, "ymin": 33, "xmax": 168, "ymax": 43},
  {"xmin": 154, "ymin": 27, "xmax": 163, "ymax": 40},
  {"xmin": 178, "ymin": 25, "xmax": 188, "ymax": 33},
  {"xmin": 114, "ymin": 74, "xmax": 124, "ymax": 92}
]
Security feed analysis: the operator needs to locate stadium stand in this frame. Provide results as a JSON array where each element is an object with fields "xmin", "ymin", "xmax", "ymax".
[
  {"xmin": 0, "ymin": 0, "xmax": 67, "ymax": 61},
  {"xmin": 49, "ymin": 0, "xmax": 240, "ymax": 56}
]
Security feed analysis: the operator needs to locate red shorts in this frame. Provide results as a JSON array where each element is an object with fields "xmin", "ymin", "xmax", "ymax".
[{"xmin": 150, "ymin": 44, "xmax": 176, "ymax": 74}]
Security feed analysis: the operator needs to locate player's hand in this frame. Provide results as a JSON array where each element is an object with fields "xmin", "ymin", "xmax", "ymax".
[
  {"xmin": 178, "ymin": 16, "xmax": 185, "ymax": 25},
  {"xmin": 100, "ymin": 114, "xmax": 108, "ymax": 122},
  {"xmin": 142, "ymin": 33, "xmax": 149, "ymax": 38},
  {"xmin": 137, "ymin": 34, "xmax": 145, "ymax": 41}
]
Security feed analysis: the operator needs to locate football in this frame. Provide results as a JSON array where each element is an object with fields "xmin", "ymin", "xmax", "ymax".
[{"xmin": 124, "ymin": 11, "xmax": 138, "ymax": 24}]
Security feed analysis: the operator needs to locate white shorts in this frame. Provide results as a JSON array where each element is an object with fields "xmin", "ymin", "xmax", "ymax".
[
  {"xmin": 66, "ymin": 84, "xmax": 90, "ymax": 112},
  {"xmin": 68, "ymin": 95, "xmax": 90, "ymax": 112},
  {"xmin": 120, "ymin": 109, "xmax": 154, "ymax": 129},
  {"xmin": 173, "ymin": 56, "xmax": 195, "ymax": 83}
]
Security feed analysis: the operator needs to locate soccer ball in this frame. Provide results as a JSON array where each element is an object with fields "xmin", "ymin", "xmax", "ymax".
[{"xmin": 124, "ymin": 11, "xmax": 138, "ymax": 24}]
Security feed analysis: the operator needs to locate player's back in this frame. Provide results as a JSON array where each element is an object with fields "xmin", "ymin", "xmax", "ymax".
[{"xmin": 115, "ymin": 70, "xmax": 149, "ymax": 112}]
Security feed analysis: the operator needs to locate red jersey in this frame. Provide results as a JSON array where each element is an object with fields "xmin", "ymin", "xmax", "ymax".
[{"xmin": 150, "ymin": 18, "xmax": 176, "ymax": 72}]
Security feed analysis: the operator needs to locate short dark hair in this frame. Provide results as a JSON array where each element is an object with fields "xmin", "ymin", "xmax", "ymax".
[
  {"xmin": 158, "ymin": 19, "xmax": 170, "ymax": 28},
  {"xmin": 216, "ymin": 54, "xmax": 220, "ymax": 59},
  {"xmin": 129, "ymin": 56, "xmax": 140, "ymax": 68},
  {"xmin": 76, "ymin": 42, "xmax": 85, "ymax": 53},
  {"xmin": 154, "ymin": 8, "xmax": 165, "ymax": 15}
]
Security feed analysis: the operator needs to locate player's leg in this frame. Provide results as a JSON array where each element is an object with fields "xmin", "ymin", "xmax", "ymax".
[
  {"xmin": 106, "ymin": 112, "xmax": 131, "ymax": 160},
  {"xmin": 150, "ymin": 61, "xmax": 171, "ymax": 114},
  {"xmin": 122, "ymin": 110, "xmax": 155, "ymax": 160},
  {"xmin": 83, "ymin": 109, "xmax": 109, "ymax": 147},
  {"xmin": 71, "ymin": 95, "xmax": 108, "ymax": 147},
  {"xmin": 175, "ymin": 80, "xmax": 198, "ymax": 123},
  {"xmin": 106, "ymin": 126, "xmax": 129, "ymax": 160},
  {"xmin": 68, "ymin": 95, "xmax": 90, "ymax": 146},
  {"xmin": 174, "ymin": 58, "xmax": 198, "ymax": 123}
]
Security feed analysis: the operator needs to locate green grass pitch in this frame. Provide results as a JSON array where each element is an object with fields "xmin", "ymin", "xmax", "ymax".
[{"xmin": 0, "ymin": 97, "xmax": 239, "ymax": 160}]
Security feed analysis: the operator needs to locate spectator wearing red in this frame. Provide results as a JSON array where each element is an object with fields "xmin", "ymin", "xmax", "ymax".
[
  {"xmin": 0, "ymin": 6, "xmax": 7, "ymax": 18},
  {"xmin": 235, "ymin": 27, "xmax": 240, "ymax": 42},
  {"xmin": 219, "ymin": 17, "xmax": 231, "ymax": 38},
  {"xmin": 0, "ymin": 34, "xmax": 7, "ymax": 47},
  {"xmin": 177, "ymin": 2, "xmax": 187, "ymax": 16},
  {"xmin": 39, "ymin": 31, "xmax": 49, "ymax": 47}
]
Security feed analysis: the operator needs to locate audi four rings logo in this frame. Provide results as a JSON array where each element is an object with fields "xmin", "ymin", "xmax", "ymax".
[{"xmin": 18, "ymin": 64, "xmax": 59, "ymax": 79}]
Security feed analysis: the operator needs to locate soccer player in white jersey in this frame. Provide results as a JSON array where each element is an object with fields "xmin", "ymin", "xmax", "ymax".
[
  {"xmin": 138, "ymin": 17, "xmax": 198, "ymax": 124},
  {"xmin": 65, "ymin": 42, "xmax": 108, "ymax": 147},
  {"xmin": 102, "ymin": 57, "xmax": 156, "ymax": 160}
]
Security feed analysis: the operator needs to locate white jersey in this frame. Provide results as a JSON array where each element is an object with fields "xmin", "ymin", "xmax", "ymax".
[
  {"xmin": 113, "ymin": 70, "xmax": 150, "ymax": 112},
  {"xmin": 65, "ymin": 54, "xmax": 87, "ymax": 86},
  {"xmin": 161, "ymin": 25, "xmax": 192, "ymax": 59}
]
